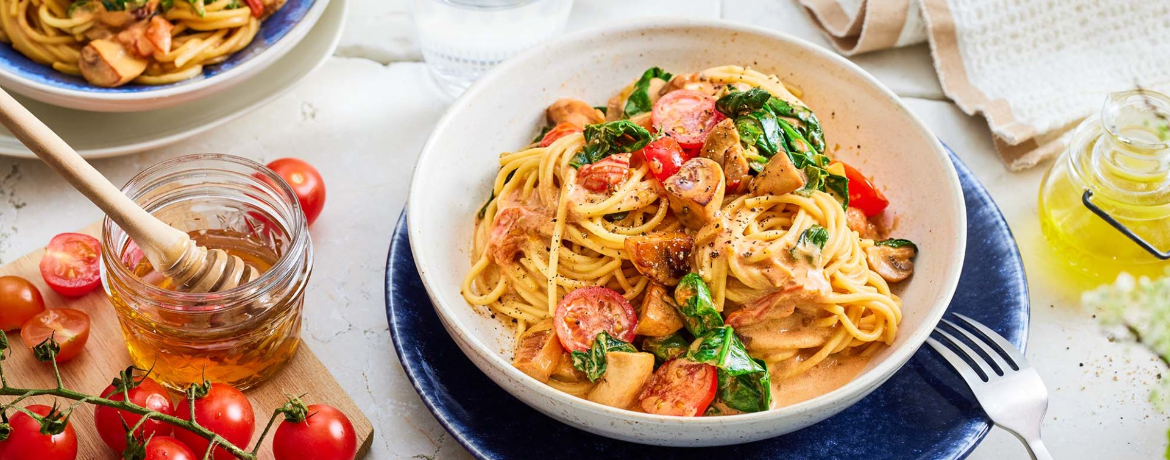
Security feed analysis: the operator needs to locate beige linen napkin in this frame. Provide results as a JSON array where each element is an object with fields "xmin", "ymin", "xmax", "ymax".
[{"xmin": 799, "ymin": 0, "xmax": 1170, "ymax": 170}]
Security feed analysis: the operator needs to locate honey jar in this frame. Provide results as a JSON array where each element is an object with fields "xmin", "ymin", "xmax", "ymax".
[{"xmin": 101, "ymin": 154, "xmax": 314, "ymax": 390}]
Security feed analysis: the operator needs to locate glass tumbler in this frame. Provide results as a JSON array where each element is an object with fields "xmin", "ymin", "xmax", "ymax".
[
  {"xmin": 102, "ymin": 154, "xmax": 314, "ymax": 390},
  {"xmin": 411, "ymin": 0, "xmax": 573, "ymax": 97}
]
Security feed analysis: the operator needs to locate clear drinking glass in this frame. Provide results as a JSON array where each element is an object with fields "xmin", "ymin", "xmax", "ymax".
[{"xmin": 412, "ymin": 0, "xmax": 573, "ymax": 97}]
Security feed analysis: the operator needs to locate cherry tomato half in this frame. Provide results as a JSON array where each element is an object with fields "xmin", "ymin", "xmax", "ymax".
[
  {"xmin": 176, "ymin": 383, "xmax": 255, "ymax": 460},
  {"xmin": 39, "ymin": 233, "xmax": 102, "ymax": 297},
  {"xmin": 144, "ymin": 436, "xmax": 197, "ymax": 460},
  {"xmin": 651, "ymin": 89, "xmax": 725, "ymax": 150},
  {"xmin": 639, "ymin": 137, "xmax": 691, "ymax": 182},
  {"xmin": 553, "ymin": 286, "xmax": 638, "ymax": 352},
  {"xmin": 577, "ymin": 153, "xmax": 631, "ymax": 193},
  {"xmin": 0, "ymin": 404, "xmax": 78, "ymax": 460},
  {"xmin": 540, "ymin": 122, "xmax": 583, "ymax": 148},
  {"xmin": 266, "ymin": 158, "xmax": 326, "ymax": 226},
  {"xmin": 0, "ymin": 275, "xmax": 45, "ymax": 331},
  {"xmin": 638, "ymin": 358, "xmax": 718, "ymax": 416},
  {"xmin": 95, "ymin": 377, "xmax": 177, "ymax": 454},
  {"xmin": 20, "ymin": 308, "xmax": 90, "ymax": 363},
  {"xmin": 272, "ymin": 404, "xmax": 358, "ymax": 460},
  {"xmin": 834, "ymin": 161, "xmax": 889, "ymax": 217}
]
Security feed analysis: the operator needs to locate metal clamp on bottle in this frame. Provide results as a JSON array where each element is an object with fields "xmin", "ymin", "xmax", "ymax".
[{"xmin": 1082, "ymin": 189, "xmax": 1170, "ymax": 260}]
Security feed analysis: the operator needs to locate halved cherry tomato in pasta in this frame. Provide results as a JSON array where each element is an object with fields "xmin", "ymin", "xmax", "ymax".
[
  {"xmin": 20, "ymin": 308, "xmax": 91, "ymax": 362},
  {"xmin": 833, "ymin": 161, "xmax": 889, "ymax": 217},
  {"xmin": 639, "ymin": 137, "xmax": 692, "ymax": 182},
  {"xmin": 651, "ymin": 89, "xmax": 725, "ymax": 150},
  {"xmin": 39, "ymin": 233, "xmax": 102, "ymax": 297},
  {"xmin": 553, "ymin": 286, "xmax": 638, "ymax": 352},
  {"xmin": 577, "ymin": 153, "xmax": 631, "ymax": 192},
  {"xmin": 244, "ymin": 0, "xmax": 264, "ymax": 17},
  {"xmin": 540, "ymin": 122, "xmax": 582, "ymax": 147},
  {"xmin": 638, "ymin": 358, "xmax": 718, "ymax": 416}
]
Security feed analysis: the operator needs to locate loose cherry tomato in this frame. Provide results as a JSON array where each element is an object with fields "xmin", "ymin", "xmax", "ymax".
[
  {"xmin": 553, "ymin": 286, "xmax": 638, "ymax": 352},
  {"xmin": 95, "ymin": 377, "xmax": 177, "ymax": 454},
  {"xmin": 638, "ymin": 359, "xmax": 718, "ymax": 416},
  {"xmin": 144, "ymin": 436, "xmax": 197, "ymax": 460},
  {"xmin": 39, "ymin": 233, "xmax": 102, "ymax": 297},
  {"xmin": 266, "ymin": 158, "xmax": 326, "ymax": 226},
  {"xmin": 577, "ymin": 153, "xmax": 631, "ymax": 193},
  {"xmin": 0, "ymin": 404, "xmax": 78, "ymax": 460},
  {"xmin": 539, "ymin": 122, "xmax": 583, "ymax": 147},
  {"xmin": 834, "ymin": 161, "xmax": 889, "ymax": 217},
  {"xmin": 651, "ymin": 89, "xmax": 725, "ymax": 150},
  {"xmin": 0, "ymin": 275, "xmax": 45, "ymax": 330},
  {"xmin": 20, "ymin": 308, "xmax": 90, "ymax": 363},
  {"xmin": 176, "ymin": 383, "xmax": 255, "ymax": 460},
  {"xmin": 639, "ymin": 137, "xmax": 691, "ymax": 182},
  {"xmin": 272, "ymin": 404, "xmax": 358, "ymax": 460}
]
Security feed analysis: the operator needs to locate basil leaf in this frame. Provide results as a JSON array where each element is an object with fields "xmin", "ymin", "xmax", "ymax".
[
  {"xmin": 717, "ymin": 360, "xmax": 772, "ymax": 413},
  {"xmin": 687, "ymin": 326, "xmax": 764, "ymax": 376},
  {"xmin": 673, "ymin": 273, "xmax": 725, "ymax": 337},
  {"xmin": 876, "ymin": 238, "xmax": 918, "ymax": 253},
  {"xmin": 715, "ymin": 88, "xmax": 772, "ymax": 117},
  {"xmin": 641, "ymin": 333, "xmax": 689, "ymax": 364},
  {"xmin": 570, "ymin": 331, "xmax": 637, "ymax": 382},
  {"xmin": 623, "ymin": 67, "xmax": 672, "ymax": 118},
  {"xmin": 570, "ymin": 120, "xmax": 652, "ymax": 168}
]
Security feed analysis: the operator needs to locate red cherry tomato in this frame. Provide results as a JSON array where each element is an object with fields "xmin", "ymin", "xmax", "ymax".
[
  {"xmin": 38, "ymin": 233, "xmax": 102, "ymax": 298},
  {"xmin": 639, "ymin": 137, "xmax": 691, "ymax": 182},
  {"xmin": 577, "ymin": 153, "xmax": 631, "ymax": 192},
  {"xmin": 553, "ymin": 286, "xmax": 638, "ymax": 352},
  {"xmin": 144, "ymin": 436, "xmax": 197, "ymax": 460},
  {"xmin": 266, "ymin": 158, "xmax": 326, "ymax": 226},
  {"xmin": 175, "ymin": 383, "xmax": 255, "ymax": 460},
  {"xmin": 0, "ymin": 275, "xmax": 45, "ymax": 331},
  {"xmin": 638, "ymin": 359, "xmax": 718, "ymax": 416},
  {"xmin": 243, "ymin": 0, "xmax": 263, "ymax": 17},
  {"xmin": 833, "ymin": 161, "xmax": 889, "ymax": 217},
  {"xmin": 272, "ymin": 404, "xmax": 358, "ymax": 460},
  {"xmin": 20, "ymin": 308, "xmax": 90, "ymax": 363},
  {"xmin": 540, "ymin": 122, "xmax": 583, "ymax": 147},
  {"xmin": 0, "ymin": 404, "xmax": 78, "ymax": 460},
  {"xmin": 95, "ymin": 377, "xmax": 177, "ymax": 454},
  {"xmin": 651, "ymin": 89, "xmax": 725, "ymax": 149}
]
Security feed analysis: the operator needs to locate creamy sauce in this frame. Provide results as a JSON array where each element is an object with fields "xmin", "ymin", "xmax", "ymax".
[{"xmin": 770, "ymin": 351, "xmax": 873, "ymax": 408}]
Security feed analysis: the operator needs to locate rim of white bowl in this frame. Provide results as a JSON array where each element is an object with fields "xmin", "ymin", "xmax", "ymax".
[
  {"xmin": 0, "ymin": 0, "xmax": 330, "ymax": 103},
  {"xmin": 408, "ymin": 17, "xmax": 967, "ymax": 425}
]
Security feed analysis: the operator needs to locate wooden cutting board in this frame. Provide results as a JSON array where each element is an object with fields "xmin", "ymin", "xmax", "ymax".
[{"xmin": 0, "ymin": 224, "xmax": 372, "ymax": 459}]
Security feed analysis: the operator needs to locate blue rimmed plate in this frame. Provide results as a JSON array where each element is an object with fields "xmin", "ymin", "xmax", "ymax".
[
  {"xmin": 386, "ymin": 148, "xmax": 1029, "ymax": 459},
  {"xmin": 0, "ymin": 0, "xmax": 327, "ymax": 112}
]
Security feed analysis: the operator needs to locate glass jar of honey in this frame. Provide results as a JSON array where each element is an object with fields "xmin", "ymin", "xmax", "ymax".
[
  {"xmin": 101, "ymin": 154, "xmax": 314, "ymax": 391},
  {"xmin": 1038, "ymin": 90, "xmax": 1170, "ymax": 288}
]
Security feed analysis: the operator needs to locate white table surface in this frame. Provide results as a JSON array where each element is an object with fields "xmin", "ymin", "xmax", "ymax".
[{"xmin": 0, "ymin": 0, "xmax": 1166, "ymax": 458}]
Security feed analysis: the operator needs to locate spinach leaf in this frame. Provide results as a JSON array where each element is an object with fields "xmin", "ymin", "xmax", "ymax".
[
  {"xmin": 570, "ymin": 331, "xmax": 638, "ymax": 382},
  {"xmin": 715, "ymin": 87, "xmax": 772, "ymax": 118},
  {"xmin": 777, "ymin": 118, "xmax": 812, "ymax": 156},
  {"xmin": 687, "ymin": 327, "xmax": 764, "ymax": 376},
  {"xmin": 623, "ymin": 67, "xmax": 673, "ymax": 118},
  {"xmin": 717, "ymin": 361, "xmax": 772, "ymax": 413},
  {"xmin": 767, "ymin": 98, "xmax": 826, "ymax": 154},
  {"xmin": 570, "ymin": 121, "xmax": 652, "ymax": 168},
  {"xmin": 795, "ymin": 163, "xmax": 848, "ymax": 210},
  {"xmin": 791, "ymin": 224, "xmax": 828, "ymax": 263},
  {"xmin": 641, "ymin": 333, "xmax": 689, "ymax": 364},
  {"xmin": 532, "ymin": 125, "xmax": 553, "ymax": 144},
  {"xmin": 603, "ymin": 211, "xmax": 629, "ymax": 222},
  {"xmin": 594, "ymin": 106, "xmax": 608, "ymax": 116},
  {"xmin": 824, "ymin": 173, "xmax": 850, "ymax": 207},
  {"xmin": 476, "ymin": 169, "xmax": 516, "ymax": 220},
  {"xmin": 876, "ymin": 238, "xmax": 919, "ymax": 253},
  {"xmin": 673, "ymin": 273, "xmax": 725, "ymax": 337}
]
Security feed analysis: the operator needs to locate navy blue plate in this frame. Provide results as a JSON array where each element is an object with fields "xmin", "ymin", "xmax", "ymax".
[{"xmin": 386, "ymin": 148, "xmax": 1029, "ymax": 459}]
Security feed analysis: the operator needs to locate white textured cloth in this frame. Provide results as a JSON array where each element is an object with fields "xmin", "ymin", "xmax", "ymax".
[{"xmin": 799, "ymin": 0, "xmax": 1170, "ymax": 170}]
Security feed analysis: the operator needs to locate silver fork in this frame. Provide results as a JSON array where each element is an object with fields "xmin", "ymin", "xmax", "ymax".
[{"xmin": 926, "ymin": 313, "xmax": 1053, "ymax": 460}]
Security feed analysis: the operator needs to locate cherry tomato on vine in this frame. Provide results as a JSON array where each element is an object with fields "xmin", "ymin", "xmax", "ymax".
[
  {"xmin": 175, "ymin": 383, "xmax": 255, "ymax": 460},
  {"xmin": 833, "ymin": 161, "xmax": 889, "ymax": 217},
  {"xmin": 0, "ymin": 275, "xmax": 45, "ymax": 331},
  {"xmin": 143, "ymin": 436, "xmax": 197, "ymax": 460},
  {"xmin": 95, "ymin": 376, "xmax": 178, "ymax": 454},
  {"xmin": 272, "ymin": 404, "xmax": 358, "ymax": 460},
  {"xmin": 266, "ymin": 158, "xmax": 326, "ymax": 226},
  {"xmin": 39, "ymin": 233, "xmax": 102, "ymax": 297},
  {"xmin": 0, "ymin": 404, "xmax": 78, "ymax": 460},
  {"xmin": 553, "ymin": 286, "xmax": 638, "ymax": 352},
  {"xmin": 20, "ymin": 308, "xmax": 90, "ymax": 363}
]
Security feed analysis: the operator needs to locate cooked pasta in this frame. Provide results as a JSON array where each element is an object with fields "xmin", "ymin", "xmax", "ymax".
[{"xmin": 462, "ymin": 65, "xmax": 917, "ymax": 415}]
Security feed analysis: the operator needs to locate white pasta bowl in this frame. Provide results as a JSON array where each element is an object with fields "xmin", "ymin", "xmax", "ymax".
[{"xmin": 407, "ymin": 19, "xmax": 966, "ymax": 447}]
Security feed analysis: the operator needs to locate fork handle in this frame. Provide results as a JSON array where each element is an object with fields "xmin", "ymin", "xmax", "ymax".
[{"xmin": 1025, "ymin": 437, "xmax": 1053, "ymax": 460}]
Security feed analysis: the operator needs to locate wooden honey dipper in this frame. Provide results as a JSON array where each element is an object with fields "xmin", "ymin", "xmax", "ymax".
[{"xmin": 0, "ymin": 88, "xmax": 258, "ymax": 293}]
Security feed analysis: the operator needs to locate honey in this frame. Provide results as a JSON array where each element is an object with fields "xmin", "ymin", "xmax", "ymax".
[{"xmin": 102, "ymin": 154, "xmax": 313, "ymax": 391}]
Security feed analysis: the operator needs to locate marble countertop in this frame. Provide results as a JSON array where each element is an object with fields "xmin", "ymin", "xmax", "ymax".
[{"xmin": 0, "ymin": 0, "xmax": 1165, "ymax": 458}]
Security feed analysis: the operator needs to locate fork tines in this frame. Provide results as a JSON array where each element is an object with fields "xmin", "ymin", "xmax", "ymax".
[{"xmin": 927, "ymin": 313, "xmax": 1029, "ymax": 382}]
